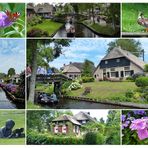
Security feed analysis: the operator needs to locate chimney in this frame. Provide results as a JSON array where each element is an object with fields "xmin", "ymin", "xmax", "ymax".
[
  {"xmin": 87, "ymin": 112, "xmax": 90, "ymax": 115},
  {"xmin": 69, "ymin": 62, "xmax": 72, "ymax": 64},
  {"xmin": 63, "ymin": 64, "xmax": 66, "ymax": 67}
]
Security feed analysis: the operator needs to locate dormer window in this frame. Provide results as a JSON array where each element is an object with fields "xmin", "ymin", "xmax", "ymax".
[
  {"xmin": 116, "ymin": 59, "xmax": 120, "ymax": 62},
  {"xmin": 105, "ymin": 61, "xmax": 108, "ymax": 64}
]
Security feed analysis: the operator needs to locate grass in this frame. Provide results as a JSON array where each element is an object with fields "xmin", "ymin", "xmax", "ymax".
[
  {"xmin": 35, "ymin": 83, "xmax": 54, "ymax": 94},
  {"xmin": 27, "ymin": 101, "xmax": 43, "ymax": 109},
  {"xmin": 122, "ymin": 3, "xmax": 148, "ymax": 32},
  {"xmin": 0, "ymin": 110, "xmax": 25, "ymax": 145},
  {"xmin": 27, "ymin": 19, "xmax": 63, "ymax": 36},
  {"xmin": 82, "ymin": 20, "xmax": 118, "ymax": 36},
  {"xmin": 68, "ymin": 81, "xmax": 138, "ymax": 102}
]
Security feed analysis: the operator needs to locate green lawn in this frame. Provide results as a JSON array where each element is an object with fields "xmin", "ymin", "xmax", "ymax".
[
  {"xmin": 68, "ymin": 81, "xmax": 138, "ymax": 102},
  {"xmin": 0, "ymin": 110, "xmax": 25, "ymax": 145},
  {"xmin": 27, "ymin": 19, "xmax": 63, "ymax": 36},
  {"xmin": 122, "ymin": 3, "xmax": 148, "ymax": 32}
]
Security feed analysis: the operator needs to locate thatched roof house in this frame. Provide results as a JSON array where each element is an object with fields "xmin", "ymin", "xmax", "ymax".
[
  {"xmin": 52, "ymin": 112, "xmax": 96, "ymax": 134},
  {"xmin": 94, "ymin": 46, "xmax": 146, "ymax": 80}
]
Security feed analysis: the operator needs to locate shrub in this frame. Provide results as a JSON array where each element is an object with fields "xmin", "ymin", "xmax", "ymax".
[
  {"xmin": 27, "ymin": 131, "xmax": 83, "ymax": 145},
  {"xmin": 96, "ymin": 133, "xmax": 106, "ymax": 144},
  {"xmin": 84, "ymin": 132, "xmax": 97, "ymax": 144},
  {"xmin": 68, "ymin": 82, "xmax": 82, "ymax": 90},
  {"xmin": 82, "ymin": 76, "xmax": 94, "ymax": 83},
  {"xmin": 126, "ymin": 76, "xmax": 134, "ymax": 82},
  {"xmin": 144, "ymin": 64, "xmax": 148, "ymax": 72},
  {"xmin": 132, "ymin": 73, "xmax": 145, "ymax": 81},
  {"xmin": 125, "ymin": 90, "xmax": 134, "ymax": 98},
  {"xmin": 27, "ymin": 28, "xmax": 49, "ymax": 37},
  {"xmin": 135, "ymin": 76, "xmax": 148, "ymax": 87}
]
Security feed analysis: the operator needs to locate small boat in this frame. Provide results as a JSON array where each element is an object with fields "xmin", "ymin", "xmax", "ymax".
[{"xmin": 37, "ymin": 92, "xmax": 59, "ymax": 105}]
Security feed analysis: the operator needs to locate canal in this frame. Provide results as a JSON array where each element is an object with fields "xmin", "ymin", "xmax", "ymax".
[
  {"xmin": 37, "ymin": 98, "xmax": 133, "ymax": 109},
  {"xmin": 53, "ymin": 23, "xmax": 99, "ymax": 38},
  {"xmin": 0, "ymin": 88, "xmax": 23, "ymax": 109}
]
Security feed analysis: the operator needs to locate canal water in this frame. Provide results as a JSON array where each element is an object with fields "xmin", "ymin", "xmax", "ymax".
[
  {"xmin": 37, "ymin": 98, "xmax": 132, "ymax": 109},
  {"xmin": 0, "ymin": 88, "xmax": 22, "ymax": 109},
  {"xmin": 53, "ymin": 23, "xmax": 99, "ymax": 38}
]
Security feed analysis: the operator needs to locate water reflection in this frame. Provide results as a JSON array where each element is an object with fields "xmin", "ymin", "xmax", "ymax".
[
  {"xmin": 54, "ymin": 23, "xmax": 99, "ymax": 38},
  {"xmin": 37, "ymin": 98, "xmax": 132, "ymax": 109}
]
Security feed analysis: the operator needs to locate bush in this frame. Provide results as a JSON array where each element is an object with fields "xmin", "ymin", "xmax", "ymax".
[
  {"xmin": 132, "ymin": 73, "xmax": 145, "ymax": 81},
  {"xmin": 125, "ymin": 90, "xmax": 134, "ymax": 98},
  {"xmin": 135, "ymin": 76, "xmax": 148, "ymax": 87},
  {"xmin": 126, "ymin": 76, "xmax": 134, "ymax": 82},
  {"xmin": 68, "ymin": 82, "xmax": 82, "ymax": 90},
  {"xmin": 84, "ymin": 132, "xmax": 98, "ymax": 144},
  {"xmin": 82, "ymin": 76, "xmax": 94, "ymax": 83},
  {"xmin": 27, "ymin": 131, "xmax": 83, "ymax": 145},
  {"xmin": 27, "ymin": 28, "xmax": 49, "ymax": 37},
  {"xmin": 144, "ymin": 64, "xmax": 148, "ymax": 72}
]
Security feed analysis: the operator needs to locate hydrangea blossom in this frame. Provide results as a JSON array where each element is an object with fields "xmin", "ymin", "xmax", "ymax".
[
  {"xmin": 130, "ymin": 118, "xmax": 148, "ymax": 140},
  {"xmin": 0, "ymin": 11, "xmax": 13, "ymax": 28}
]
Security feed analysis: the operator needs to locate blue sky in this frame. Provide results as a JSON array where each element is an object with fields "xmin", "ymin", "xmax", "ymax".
[
  {"xmin": 50, "ymin": 38, "xmax": 148, "ymax": 69},
  {"xmin": 0, "ymin": 39, "xmax": 25, "ymax": 74}
]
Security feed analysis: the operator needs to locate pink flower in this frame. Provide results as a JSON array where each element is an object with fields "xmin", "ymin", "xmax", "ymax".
[{"xmin": 130, "ymin": 118, "xmax": 148, "ymax": 140}]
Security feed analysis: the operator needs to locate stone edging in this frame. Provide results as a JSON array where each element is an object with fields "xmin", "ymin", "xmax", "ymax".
[{"xmin": 63, "ymin": 95, "xmax": 148, "ymax": 109}]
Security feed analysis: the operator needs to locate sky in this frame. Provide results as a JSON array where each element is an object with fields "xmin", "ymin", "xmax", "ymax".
[
  {"xmin": 71, "ymin": 109, "xmax": 109, "ymax": 121},
  {"xmin": 0, "ymin": 39, "xmax": 25, "ymax": 74},
  {"xmin": 50, "ymin": 38, "xmax": 148, "ymax": 69}
]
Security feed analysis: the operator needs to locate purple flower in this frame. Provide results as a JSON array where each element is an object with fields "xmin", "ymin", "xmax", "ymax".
[
  {"xmin": 130, "ymin": 118, "xmax": 148, "ymax": 140},
  {"xmin": 122, "ymin": 120, "xmax": 130, "ymax": 129},
  {"xmin": 122, "ymin": 115, "xmax": 126, "ymax": 122},
  {"xmin": 133, "ymin": 110, "xmax": 146, "ymax": 115},
  {"xmin": 0, "ymin": 11, "xmax": 13, "ymax": 28}
]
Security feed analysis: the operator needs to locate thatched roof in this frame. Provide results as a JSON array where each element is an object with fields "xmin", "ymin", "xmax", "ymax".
[
  {"xmin": 35, "ymin": 4, "xmax": 53, "ymax": 14},
  {"xmin": 27, "ymin": 4, "xmax": 35, "ymax": 10},
  {"xmin": 52, "ymin": 114, "xmax": 81, "ymax": 126},
  {"xmin": 62, "ymin": 64, "xmax": 82, "ymax": 73},
  {"xmin": 62, "ymin": 62, "xmax": 95, "ymax": 73},
  {"xmin": 95, "ymin": 46, "xmax": 146, "ymax": 71},
  {"xmin": 74, "ymin": 112, "xmax": 96, "ymax": 122}
]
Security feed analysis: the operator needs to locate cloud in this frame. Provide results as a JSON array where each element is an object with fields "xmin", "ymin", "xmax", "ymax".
[{"xmin": 0, "ymin": 39, "xmax": 25, "ymax": 74}]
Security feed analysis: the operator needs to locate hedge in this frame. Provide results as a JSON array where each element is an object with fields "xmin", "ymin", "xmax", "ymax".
[
  {"xmin": 135, "ymin": 76, "xmax": 148, "ymax": 87},
  {"xmin": 27, "ymin": 131, "xmax": 84, "ymax": 145}
]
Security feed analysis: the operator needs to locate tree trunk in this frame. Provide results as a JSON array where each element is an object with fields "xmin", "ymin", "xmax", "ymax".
[{"xmin": 28, "ymin": 42, "xmax": 38, "ymax": 102}]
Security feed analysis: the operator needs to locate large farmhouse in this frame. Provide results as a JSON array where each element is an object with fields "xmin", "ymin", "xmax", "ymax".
[
  {"xmin": 94, "ymin": 47, "xmax": 146, "ymax": 80},
  {"xmin": 52, "ymin": 112, "xmax": 96, "ymax": 135}
]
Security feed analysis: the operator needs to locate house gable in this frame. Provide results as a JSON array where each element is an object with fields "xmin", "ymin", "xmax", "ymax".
[{"xmin": 99, "ymin": 57, "xmax": 130, "ymax": 69}]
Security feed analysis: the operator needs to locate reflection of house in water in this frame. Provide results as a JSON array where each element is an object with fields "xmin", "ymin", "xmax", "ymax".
[
  {"xmin": 27, "ymin": 3, "xmax": 55, "ymax": 19},
  {"xmin": 94, "ymin": 47, "xmax": 146, "ymax": 80},
  {"xmin": 52, "ymin": 112, "xmax": 96, "ymax": 135}
]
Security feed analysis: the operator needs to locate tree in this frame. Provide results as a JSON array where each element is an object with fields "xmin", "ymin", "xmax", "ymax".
[
  {"xmin": 144, "ymin": 64, "xmax": 148, "ymax": 72},
  {"xmin": 27, "ymin": 39, "xmax": 71, "ymax": 102},
  {"xmin": 82, "ymin": 59, "xmax": 95, "ymax": 77},
  {"xmin": 7, "ymin": 68, "xmax": 16, "ymax": 77},
  {"xmin": 99, "ymin": 117, "xmax": 105, "ymax": 124},
  {"xmin": 107, "ymin": 39, "xmax": 143, "ymax": 57}
]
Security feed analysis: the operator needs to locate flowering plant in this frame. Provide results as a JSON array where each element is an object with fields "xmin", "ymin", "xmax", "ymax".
[
  {"xmin": 0, "ymin": 3, "xmax": 25, "ymax": 37},
  {"xmin": 122, "ymin": 110, "xmax": 148, "ymax": 144}
]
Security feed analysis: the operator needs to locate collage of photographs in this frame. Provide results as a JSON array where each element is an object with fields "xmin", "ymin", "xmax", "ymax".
[{"xmin": 0, "ymin": 2, "xmax": 148, "ymax": 145}]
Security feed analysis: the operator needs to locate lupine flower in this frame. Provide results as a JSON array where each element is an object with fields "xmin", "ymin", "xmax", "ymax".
[
  {"xmin": 122, "ymin": 115, "xmax": 126, "ymax": 122},
  {"xmin": 0, "ymin": 10, "xmax": 20, "ymax": 28},
  {"xmin": 130, "ymin": 118, "xmax": 148, "ymax": 140}
]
